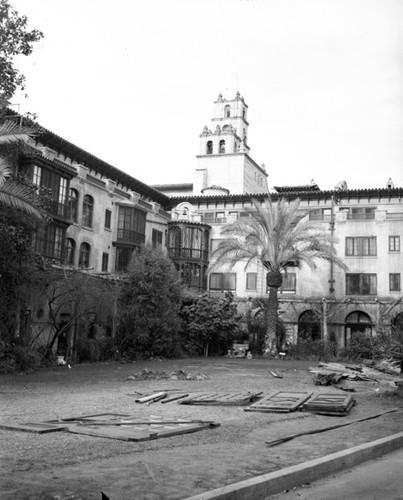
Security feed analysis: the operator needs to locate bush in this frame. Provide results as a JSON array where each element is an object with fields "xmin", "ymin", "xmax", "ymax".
[
  {"xmin": 286, "ymin": 338, "xmax": 337, "ymax": 361},
  {"xmin": 339, "ymin": 333, "xmax": 381, "ymax": 361},
  {"xmin": 0, "ymin": 343, "xmax": 42, "ymax": 373}
]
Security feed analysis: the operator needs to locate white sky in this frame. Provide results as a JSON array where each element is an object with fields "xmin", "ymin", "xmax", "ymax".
[{"xmin": 10, "ymin": 0, "xmax": 403, "ymax": 191}]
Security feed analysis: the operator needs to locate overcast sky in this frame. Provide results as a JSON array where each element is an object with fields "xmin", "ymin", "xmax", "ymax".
[{"xmin": 10, "ymin": 0, "xmax": 403, "ymax": 191}]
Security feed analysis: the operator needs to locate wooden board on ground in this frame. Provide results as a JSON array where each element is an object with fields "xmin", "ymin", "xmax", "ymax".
[
  {"xmin": 0, "ymin": 422, "xmax": 68, "ymax": 433},
  {"xmin": 48, "ymin": 413, "xmax": 131, "ymax": 423},
  {"xmin": 303, "ymin": 393, "xmax": 356, "ymax": 416},
  {"xmin": 179, "ymin": 391, "xmax": 263, "ymax": 406},
  {"xmin": 245, "ymin": 391, "xmax": 313, "ymax": 413},
  {"xmin": 66, "ymin": 415, "xmax": 219, "ymax": 441}
]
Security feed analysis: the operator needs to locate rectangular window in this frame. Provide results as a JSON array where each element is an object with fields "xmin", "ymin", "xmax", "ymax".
[
  {"xmin": 209, "ymin": 273, "xmax": 236, "ymax": 291},
  {"xmin": 389, "ymin": 273, "xmax": 401, "ymax": 292},
  {"xmin": 117, "ymin": 206, "xmax": 146, "ymax": 245},
  {"xmin": 246, "ymin": 273, "xmax": 257, "ymax": 290},
  {"xmin": 105, "ymin": 209, "xmax": 112, "ymax": 229},
  {"xmin": 58, "ymin": 178, "xmax": 67, "ymax": 205},
  {"xmin": 346, "ymin": 237, "xmax": 377, "ymax": 256},
  {"xmin": 389, "ymin": 236, "xmax": 400, "ymax": 252},
  {"xmin": 346, "ymin": 273, "xmax": 377, "ymax": 295},
  {"xmin": 152, "ymin": 229, "xmax": 163, "ymax": 248},
  {"xmin": 281, "ymin": 272, "xmax": 296, "ymax": 292},
  {"xmin": 115, "ymin": 247, "xmax": 134, "ymax": 272},
  {"xmin": 347, "ymin": 207, "xmax": 375, "ymax": 220},
  {"xmin": 102, "ymin": 253, "xmax": 109, "ymax": 272},
  {"xmin": 33, "ymin": 165, "xmax": 42, "ymax": 186}
]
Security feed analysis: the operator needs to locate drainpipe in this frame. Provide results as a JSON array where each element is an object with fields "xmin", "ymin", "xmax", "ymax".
[
  {"xmin": 328, "ymin": 193, "xmax": 336, "ymax": 296},
  {"xmin": 322, "ymin": 298, "xmax": 328, "ymax": 342}
]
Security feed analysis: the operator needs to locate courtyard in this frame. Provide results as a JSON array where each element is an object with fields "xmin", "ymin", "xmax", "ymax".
[{"xmin": 1, "ymin": 357, "xmax": 402, "ymax": 500}]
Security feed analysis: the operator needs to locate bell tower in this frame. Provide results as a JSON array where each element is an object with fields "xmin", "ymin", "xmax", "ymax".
[
  {"xmin": 194, "ymin": 92, "xmax": 268, "ymax": 195},
  {"xmin": 199, "ymin": 91, "xmax": 250, "ymax": 156}
]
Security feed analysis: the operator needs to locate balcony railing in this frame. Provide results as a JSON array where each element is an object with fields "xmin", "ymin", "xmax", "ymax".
[
  {"xmin": 49, "ymin": 201, "xmax": 70, "ymax": 219},
  {"xmin": 386, "ymin": 213, "xmax": 403, "ymax": 220},
  {"xmin": 347, "ymin": 213, "xmax": 375, "ymax": 220},
  {"xmin": 168, "ymin": 247, "xmax": 209, "ymax": 261},
  {"xmin": 116, "ymin": 229, "xmax": 145, "ymax": 245}
]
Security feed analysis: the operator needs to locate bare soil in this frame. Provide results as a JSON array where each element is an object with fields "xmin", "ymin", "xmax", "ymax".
[{"xmin": 0, "ymin": 357, "xmax": 402, "ymax": 500}]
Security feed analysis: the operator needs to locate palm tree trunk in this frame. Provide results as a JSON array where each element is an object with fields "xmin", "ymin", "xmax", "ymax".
[
  {"xmin": 265, "ymin": 270, "xmax": 282, "ymax": 355},
  {"xmin": 265, "ymin": 285, "xmax": 278, "ymax": 353}
]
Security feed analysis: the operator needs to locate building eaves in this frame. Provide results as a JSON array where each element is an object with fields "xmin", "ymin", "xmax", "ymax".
[
  {"xmin": 152, "ymin": 183, "xmax": 193, "ymax": 191},
  {"xmin": 6, "ymin": 109, "xmax": 170, "ymax": 208},
  {"xmin": 165, "ymin": 187, "xmax": 403, "ymax": 208}
]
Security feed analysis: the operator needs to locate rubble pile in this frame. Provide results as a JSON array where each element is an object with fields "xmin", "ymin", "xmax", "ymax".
[{"xmin": 127, "ymin": 369, "xmax": 209, "ymax": 381}]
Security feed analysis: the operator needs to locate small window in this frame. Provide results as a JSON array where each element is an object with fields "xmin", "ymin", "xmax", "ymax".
[
  {"xmin": 390, "ymin": 273, "xmax": 401, "ymax": 292},
  {"xmin": 65, "ymin": 238, "xmax": 76, "ymax": 266},
  {"xmin": 280, "ymin": 272, "xmax": 296, "ymax": 293},
  {"xmin": 209, "ymin": 272, "xmax": 236, "ymax": 291},
  {"xmin": 389, "ymin": 236, "xmax": 400, "ymax": 252},
  {"xmin": 246, "ymin": 273, "xmax": 257, "ymax": 290},
  {"xmin": 206, "ymin": 141, "xmax": 213, "ymax": 155},
  {"xmin": 219, "ymin": 140, "xmax": 226, "ymax": 153},
  {"xmin": 152, "ymin": 229, "xmax": 163, "ymax": 248},
  {"xmin": 79, "ymin": 242, "xmax": 91, "ymax": 268},
  {"xmin": 102, "ymin": 253, "xmax": 109, "ymax": 272},
  {"xmin": 224, "ymin": 105, "xmax": 230, "ymax": 118},
  {"xmin": 33, "ymin": 165, "xmax": 42, "ymax": 187},
  {"xmin": 82, "ymin": 195, "xmax": 94, "ymax": 228},
  {"xmin": 69, "ymin": 189, "xmax": 79, "ymax": 223},
  {"xmin": 105, "ymin": 209, "xmax": 112, "ymax": 229}
]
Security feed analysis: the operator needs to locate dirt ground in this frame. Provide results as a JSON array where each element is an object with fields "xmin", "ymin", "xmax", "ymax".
[{"xmin": 0, "ymin": 357, "xmax": 402, "ymax": 500}]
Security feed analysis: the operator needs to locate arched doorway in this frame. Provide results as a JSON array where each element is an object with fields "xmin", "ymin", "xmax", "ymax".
[
  {"xmin": 298, "ymin": 310, "xmax": 321, "ymax": 341},
  {"xmin": 344, "ymin": 311, "xmax": 372, "ymax": 345}
]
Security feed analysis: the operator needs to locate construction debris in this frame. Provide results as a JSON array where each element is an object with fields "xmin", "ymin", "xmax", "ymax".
[
  {"xmin": 179, "ymin": 391, "xmax": 263, "ymax": 406},
  {"xmin": 269, "ymin": 368, "xmax": 283, "ymax": 379},
  {"xmin": 245, "ymin": 391, "xmax": 312, "ymax": 413},
  {"xmin": 303, "ymin": 393, "xmax": 356, "ymax": 416},
  {"xmin": 135, "ymin": 392, "xmax": 167, "ymax": 404},
  {"xmin": 1, "ymin": 413, "xmax": 220, "ymax": 442},
  {"xmin": 126, "ymin": 369, "xmax": 209, "ymax": 381}
]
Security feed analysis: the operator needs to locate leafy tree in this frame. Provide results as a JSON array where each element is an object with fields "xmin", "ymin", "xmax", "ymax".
[
  {"xmin": 116, "ymin": 245, "xmax": 183, "ymax": 358},
  {"xmin": 210, "ymin": 197, "xmax": 347, "ymax": 353},
  {"xmin": 0, "ymin": 0, "xmax": 43, "ymax": 100},
  {"xmin": 180, "ymin": 292, "xmax": 240, "ymax": 356}
]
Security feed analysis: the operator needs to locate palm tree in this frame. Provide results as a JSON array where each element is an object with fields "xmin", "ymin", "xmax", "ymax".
[
  {"xmin": 210, "ymin": 197, "xmax": 347, "ymax": 353},
  {"xmin": 0, "ymin": 117, "xmax": 47, "ymax": 220}
]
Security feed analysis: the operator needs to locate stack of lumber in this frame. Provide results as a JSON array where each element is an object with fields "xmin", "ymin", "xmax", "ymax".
[{"xmin": 303, "ymin": 393, "xmax": 356, "ymax": 416}]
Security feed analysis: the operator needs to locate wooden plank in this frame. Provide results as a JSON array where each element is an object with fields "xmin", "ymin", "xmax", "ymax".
[
  {"xmin": 0, "ymin": 422, "xmax": 68, "ymax": 433},
  {"xmin": 161, "ymin": 393, "xmax": 189, "ymax": 404},
  {"xmin": 179, "ymin": 391, "xmax": 262, "ymax": 406},
  {"xmin": 245, "ymin": 391, "xmax": 313, "ymax": 413},
  {"xmin": 48, "ymin": 413, "xmax": 130, "ymax": 423}
]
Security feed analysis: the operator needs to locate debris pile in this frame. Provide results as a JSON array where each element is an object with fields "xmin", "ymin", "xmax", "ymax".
[{"xmin": 126, "ymin": 369, "xmax": 208, "ymax": 381}]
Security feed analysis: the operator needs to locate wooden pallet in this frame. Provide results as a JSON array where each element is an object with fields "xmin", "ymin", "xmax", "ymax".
[
  {"xmin": 303, "ymin": 393, "xmax": 356, "ymax": 416},
  {"xmin": 245, "ymin": 391, "xmax": 313, "ymax": 413},
  {"xmin": 179, "ymin": 391, "xmax": 263, "ymax": 406}
]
